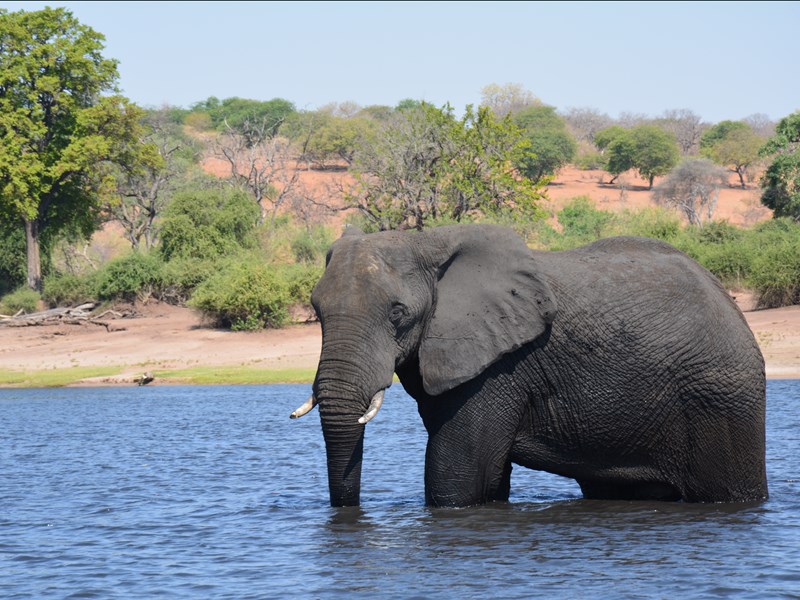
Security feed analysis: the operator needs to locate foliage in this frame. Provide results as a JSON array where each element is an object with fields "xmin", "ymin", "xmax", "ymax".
[
  {"xmin": 599, "ymin": 125, "xmax": 680, "ymax": 188},
  {"xmin": 0, "ymin": 287, "xmax": 40, "ymax": 314},
  {"xmin": 513, "ymin": 105, "xmax": 577, "ymax": 184},
  {"xmin": 159, "ymin": 188, "xmax": 259, "ymax": 260},
  {"xmin": 191, "ymin": 96, "xmax": 296, "ymax": 140},
  {"xmin": 291, "ymin": 226, "xmax": 334, "ymax": 263},
  {"xmin": 286, "ymin": 111, "xmax": 376, "ymax": 168},
  {"xmin": 556, "ymin": 197, "xmax": 614, "ymax": 244},
  {"xmin": 0, "ymin": 7, "xmax": 151, "ymax": 290},
  {"xmin": 653, "ymin": 158, "xmax": 729, "ymax": 226},
  {"xmin": 700, "ymin": 120, "xmax": 750, "ymax": 153},
  {"xmin": 188, "ymin": 260, "xmax": 317, "ymax": 330},
  {"xmin": 347, "ymin": 103, "xmax": 545, "ymax": 231},
  {"xmin": 42, "ymin": 272, "xmax": 96, "ymax": 307},
  {"xmin": 109, "ymin": 107, "xmax": 204, "ymax": 249},
  {"xmin": 94, "ymin": 251, "xmax": 163, "ymax": 302},
  {"xmin": 0, "ymin": 225, "xmax": 26, "ymax": 295},
  {"xmin": 479, "ymin": 83, "xmax": 540, "ymax": 117},
  {"xmin": 759, "ymin": 111, "xmax": 800, "ymax": 220}
]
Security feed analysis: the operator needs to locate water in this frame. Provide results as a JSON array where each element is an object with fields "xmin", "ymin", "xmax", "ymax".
[{"xmin": 1, "ymin": 381, "xmax": 798, "ymax": 599}]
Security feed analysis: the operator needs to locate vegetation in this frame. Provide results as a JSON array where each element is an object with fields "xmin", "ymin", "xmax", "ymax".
[
  {"xmin": 513, "ymin": 105, "xmax": 578, "ymax": 184},
  {"xmin": 0, "ymin": 7, "xmax": 154, "ymax": 290},
  {"xmin": 759, "ymin": 111, "xmax": 800, "ymax": 220},
  {"xmin": 346, "ymin": 102, "xmax": 545, "ymax": 231},
  {"xmin": 1, "ymin": 6, "xmax": 799, "ymax": 339}
]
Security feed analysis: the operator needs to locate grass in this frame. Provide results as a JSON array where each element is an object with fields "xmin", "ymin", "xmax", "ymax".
[
  {"xmin": 153, "ymin": 365, "xmax": 317, "ymax": 385},
  {"xmin": 0, "ymin": 366, "xmax": 124, "ymax": 388},
  {"xmin": 0, "ymin": 365, "xmax": 317, "ymax": 388}
]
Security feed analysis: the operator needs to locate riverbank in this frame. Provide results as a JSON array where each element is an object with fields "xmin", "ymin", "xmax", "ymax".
[{"xmin": 1, "ymin": 301, "xmax": 798, "ymax": 387}]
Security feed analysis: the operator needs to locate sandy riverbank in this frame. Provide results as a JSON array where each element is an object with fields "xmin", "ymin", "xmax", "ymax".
[{"xmin": 1, "ymin": 300, "xmax": 797, "ymax": 387}]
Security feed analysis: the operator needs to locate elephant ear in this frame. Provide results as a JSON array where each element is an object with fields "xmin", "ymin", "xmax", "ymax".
[{"xmin": 419, "ymin": 226, "xmax": 557, "ymax": 397}]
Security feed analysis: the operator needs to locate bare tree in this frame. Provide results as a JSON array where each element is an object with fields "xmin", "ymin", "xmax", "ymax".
[
  {"xmin": 562, "ymin": 107, "xmax": 613, "ymax": 143},
  {"xmin": 617, "ymin": 111, "xmax": 650, "ymax": 129},
  {"xmin": 655, "ymin": 109, "xmax": 707, "ymax": 155},
  {"xmin": 653, "ymin": 158, "xmax": 728, "ymax": 226},
  {"xmin": 479, "ymin": 83, "xmax": 540, "ymax": 117},
  {"xmin": 743, "ymin": 113, "xmax": 776, "ymax": 138},
  {"xmin": 214, "ymin": 115, "xmax": 300, "ymax": 224},
  {"xmin": 110, "ymin": 108, "xmax": 196, "ymax": 250}
]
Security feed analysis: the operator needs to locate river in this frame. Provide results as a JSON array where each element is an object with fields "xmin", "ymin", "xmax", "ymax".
[{"xmin": 1, "ymin": 381, "xmax": 798, "ymax": 598}]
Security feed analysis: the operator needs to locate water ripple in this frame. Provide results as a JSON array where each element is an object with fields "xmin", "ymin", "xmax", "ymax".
[{"xmin": 1, "ymin": 383, "xmax": 798, "ymax": 598}]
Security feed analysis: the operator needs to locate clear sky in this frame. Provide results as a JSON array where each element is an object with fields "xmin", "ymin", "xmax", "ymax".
[{"xmin": 4, "ymin": 1, "xmax": 799, "ymax": 123}]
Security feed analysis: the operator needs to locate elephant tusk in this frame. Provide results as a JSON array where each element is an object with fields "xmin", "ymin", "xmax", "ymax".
[
  {"xmin": 358, "ymin": 390, "xmax": 385, "ymax": 425},
  {"xmin": 290, "ymin": 394, "xmax": 318, "ymax": 419}
]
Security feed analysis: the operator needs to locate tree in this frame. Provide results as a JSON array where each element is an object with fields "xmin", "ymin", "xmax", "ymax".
[
  {"xmin": 653, "ymin": 158, "xmax": 728, "ymax": 226},
  {"xmin": 213, "ymin": 115, "xmax": 300, "ymax": 224},
  {"xmin": 654, "ymin": 109, "xmax": 706, "ymax": 155},
  {"xmin": 346, "ymin": 103, "xmax": 544, "ymax": 231},
  {"xmin": 192, "ymin": 96, "xmax": 295, "ymax": 142},
  {"xmin": 513, "ymin": 105, "xmax": 577, "ymax": 184},
  {"xmin": 708, "ymin": 126, "xmax": 764, "ymax": 188},
  {"xmin": 479, "ymin": 83, "xmax": 540, "ymax": 117},
  {"xmin": 630, "ymin": 125, "xmax": 681, "ymax": 189},
  {"xmin": 759, "ymin": 111, "xmax": 800, "ymax": 220},
  {"xmin": 700, "ymin": 120, "xmax": 749, "ymax": 153},
  {"xmin": 598, "ymin": 125, "xmax": 680, "ymax": 188},
  {"xmin": 109, "ymin": 107, "xmax": 202, "ymax": 250},
  {"xmin": 0, "ymin": 7, "xmax": 150, "ymax": 290},
  {"xmin": 562, "ymin": 107, "xmax": 613, "ymax": 143}
]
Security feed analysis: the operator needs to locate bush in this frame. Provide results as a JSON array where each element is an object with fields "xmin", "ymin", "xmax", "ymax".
[
  {"xmin": 160, "ymin": 188, "xmax": 259, "ymax": 261},
  {"xmin": 1, "ymin": 287, "xmax": 41, "ymax": 314},
  {"xmin": 157, "ymin": 257, "xmax": 222, "ymax": 305},
  {"xmin": 95, "ymin": 252, "xmax": 164, "ymax": 302},
  {"xmin": 556, "ymin": 196, "xmax": 614, "ymax": 247},
  {"xmin": 188, "ymin": 257, "xmax": 323, "ymax": 330},
  {"xmin": 290, "ymin": 226, "xmax": 334, "ymax": 264},
  {"xmin": 611, "ymin": 207, "xmax": 682, "ymax": 242},
  {"xmin": 42, "ymin": 273, "xmax": 97, "ymax": 307}
]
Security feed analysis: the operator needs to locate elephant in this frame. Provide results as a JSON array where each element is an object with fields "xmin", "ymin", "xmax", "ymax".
[{"xmin": 290, "ymin": 224, "xmax": 768, "ymax": 508}]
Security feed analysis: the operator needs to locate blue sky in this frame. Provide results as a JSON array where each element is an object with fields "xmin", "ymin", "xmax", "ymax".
[{"xmin": 4, "ymin": 1, "xmax": 799, "ymax": 123}]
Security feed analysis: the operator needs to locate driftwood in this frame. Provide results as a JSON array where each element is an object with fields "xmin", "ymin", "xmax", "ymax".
[{"xmin": 0, "ymin": 303, "xmax": 135, "ymax": 329}]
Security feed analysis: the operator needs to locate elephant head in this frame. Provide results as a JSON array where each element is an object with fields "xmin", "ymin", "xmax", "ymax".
[{"xmin": 291, "ymin": 224, "xmax": 557, "ymax": 506}]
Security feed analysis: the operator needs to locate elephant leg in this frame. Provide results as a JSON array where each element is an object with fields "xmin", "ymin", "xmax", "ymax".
[{"xmin": 420, "ymin": 396, "xmax": 520, "ymax": 507}]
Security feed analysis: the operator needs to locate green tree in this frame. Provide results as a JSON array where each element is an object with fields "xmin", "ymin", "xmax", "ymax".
[
  {"xmin": 513, "ymin": 105, "xmax": 577, "ymax": 184},
  {"xmin": 708, "ymin": 126, "xmax": 764, "ymax": 188},
  {"xmin": 192, "ymin": 96, "xmax": 295, "ymax": 143},
  {"xmin": 700, "ymin": 120, "xmax": 749, "ymax": 153},
  {"xmin": 159, "ymin": 188, "xmax": 259, "ymax": 261},
  {"xmin": 603, "ymin": 125, "xmax": 679, "ymax": 189},
  {"xmin": 347, "ymin": 103, "xmax": 544, "ymax": 231},
  {"xmin": 0, "ymin": 7, "xmax": 150, "ymax": 290},
  {"xmin": 759, "ymin": 111, "xmax": 800, "ymax": 220},
  {"xmin": 630, "ymin": 125, "xmax": 680, "ymax": 189}
]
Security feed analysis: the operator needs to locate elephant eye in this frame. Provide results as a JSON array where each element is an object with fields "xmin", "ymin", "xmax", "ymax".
[{"xmin": 389, "ymin": 303, "xmax": 407, "ymax": 323}]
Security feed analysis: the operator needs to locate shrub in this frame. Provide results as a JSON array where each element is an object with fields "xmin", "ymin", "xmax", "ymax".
[
  {"xmin": 95, "ymin": 252, "xmax": 164, "ymax": 302},
  {"xmin": 190, "ymin": 261, "xmax": 292, "ymax": 330},
  {"xmin": 42, "ymin": 273, "xmax": 97, "ymax": 307},
  {"xmin": 157, "ymin": 257, "xmax": 222, "ymax": 304},
  {"xmin": 612, "ymin": 207, "xmax": 682, "ymax": 241},
  {"xmin": 160, "ymin": 188, "xmax": 259, "ymax": 261},
  {"xmin": 556, "ymin": 196, "xmax": 614, "ymax": 247},
  {"xmin": 290, "ymin": 226, "xmax": 334, "ymax": 264},
  {"xmin": 1, "ymin": 287, "xmax": 41, "ymax": 314}
]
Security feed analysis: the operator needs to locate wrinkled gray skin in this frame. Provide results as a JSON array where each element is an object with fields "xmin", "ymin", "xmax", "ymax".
[{"xmin": 299, "ymin": 224, "xmax": 767, "ymax": 507}]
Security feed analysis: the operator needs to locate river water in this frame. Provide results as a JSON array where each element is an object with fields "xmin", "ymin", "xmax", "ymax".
[{"xmin": 1, "ymin": 381, "xmax": 798, "ymax": 598}]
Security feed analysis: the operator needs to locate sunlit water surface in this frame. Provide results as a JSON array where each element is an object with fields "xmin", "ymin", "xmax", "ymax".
[{"xmin": 1, "ymin": 381, "xmax": 798, "ymax": 598}]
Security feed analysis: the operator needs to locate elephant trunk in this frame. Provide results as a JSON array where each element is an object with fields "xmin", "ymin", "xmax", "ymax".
[{"xmin": 319, "ymin": 398, "xmax": 365, "ymax": 507}]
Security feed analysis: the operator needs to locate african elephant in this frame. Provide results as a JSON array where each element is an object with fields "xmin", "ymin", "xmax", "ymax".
[{"xmin": 291, "ymin": 224, "xmax": 768, "ymax": 507}]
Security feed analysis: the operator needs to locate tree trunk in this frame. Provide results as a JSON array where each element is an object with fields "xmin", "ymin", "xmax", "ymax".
[
  {"xmin": 24, "ymin": 218, "xmax": 42, "ymax": 292},
  {"xmin": 648, "ymin": 175, "xmax": 655, "ymax": 190},
  {"xmin": 737, "ymin": 168, "xmax": 746, "ymax": 189}
]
